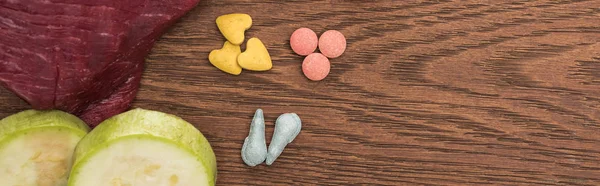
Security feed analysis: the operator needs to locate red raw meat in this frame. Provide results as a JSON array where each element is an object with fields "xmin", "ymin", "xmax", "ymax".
[{"xmin": 0, "ymin": 0, "xmax": 200, "ymax": 126}]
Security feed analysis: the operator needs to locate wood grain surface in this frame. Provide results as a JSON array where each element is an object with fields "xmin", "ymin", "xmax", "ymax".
[{"xmin": 1, "ymin": 0, "xmax": 600, "ymax": 185}]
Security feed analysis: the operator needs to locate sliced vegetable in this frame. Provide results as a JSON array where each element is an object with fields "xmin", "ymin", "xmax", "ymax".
[
  {"xmin": 0, "ymin": 110, "xmax": 90, "ymax": 186},
  {"xmin": 68, "ymin": 108, "xmax": 217, "ymax": 186}
]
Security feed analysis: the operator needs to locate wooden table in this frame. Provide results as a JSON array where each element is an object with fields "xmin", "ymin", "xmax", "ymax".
[{"xmin": 1, "ymin": 1, "xmax": 599, "ymax": 185}]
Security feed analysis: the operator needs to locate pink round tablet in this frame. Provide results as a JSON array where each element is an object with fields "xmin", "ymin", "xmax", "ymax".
[
  {"xmin": 290, "ymin": 28, "xmax": 318, "ymax": 56},
  {"xmin": 318, "ymin": 30, "xmax": 346, "ymax": 58},
  {"xmin": 302, "ymin": 53, "xmax": 330, "ymax": 81}
]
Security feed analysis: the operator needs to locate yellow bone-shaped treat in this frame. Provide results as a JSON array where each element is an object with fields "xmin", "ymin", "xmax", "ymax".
[
  {"xmin": 237, "ymin": 38, "xmax": 272, "ymax": 71},
  {"xmin": 216, "ymin": 13, "xmax": 252, "ymax": 45},
  {"xmin": 209, "ymin": 41, "xmax": 242, "ymax": 75}
]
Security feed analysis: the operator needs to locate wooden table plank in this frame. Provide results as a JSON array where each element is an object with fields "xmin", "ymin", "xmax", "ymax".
[{"xmin": 0, "ymin": 0, "xmax": 599, "ymax": 185}]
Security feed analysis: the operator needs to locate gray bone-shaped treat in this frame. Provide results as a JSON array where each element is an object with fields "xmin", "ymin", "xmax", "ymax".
[
  {"xmin": 241, "ymin": 109, "xmax": 268, "ymax": 166},
  {"xmin": 266, "ymin": 113, "xmax": 302, "ymax": 165}
]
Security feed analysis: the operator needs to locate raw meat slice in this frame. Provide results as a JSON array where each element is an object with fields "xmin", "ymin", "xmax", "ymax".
[{"xmin": 0, "ymin": 0, "xmax": 200, "ymax": 126}]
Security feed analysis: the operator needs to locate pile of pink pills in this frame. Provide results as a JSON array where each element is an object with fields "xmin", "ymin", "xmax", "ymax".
[{"xmin": 290, "ymin": 28, "xmax": 346, "ymax": 81}]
